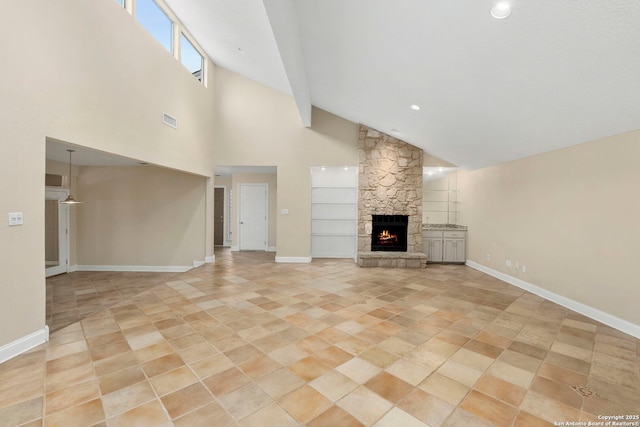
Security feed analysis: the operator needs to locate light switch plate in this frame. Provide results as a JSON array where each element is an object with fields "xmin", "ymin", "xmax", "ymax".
[{"xmin": 8, "ymin": 212, "xmax": 23, "ymax": 226}]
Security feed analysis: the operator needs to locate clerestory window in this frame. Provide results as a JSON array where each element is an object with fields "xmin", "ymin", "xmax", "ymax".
[{"xmin": 136, "ymin": 0, "xmax": 173, "ymax": 54}]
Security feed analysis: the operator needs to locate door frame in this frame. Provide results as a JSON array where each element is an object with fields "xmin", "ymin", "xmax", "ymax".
[
  {"xmin": 45, "ymin": 188, "xmax": 70, "ymax": 277},
  {"xmin": 237, "ymin": 183, "xmax": 268, "ymax": 251}
]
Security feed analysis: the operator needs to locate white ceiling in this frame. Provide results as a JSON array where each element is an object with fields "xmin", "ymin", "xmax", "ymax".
[
  {"xmin": 46, "ymin": 139, "xmax": 142, "ymax": 166},
  {"xmin": 165, "ymin": 0, "xmax": 640, "ymax": 169}
]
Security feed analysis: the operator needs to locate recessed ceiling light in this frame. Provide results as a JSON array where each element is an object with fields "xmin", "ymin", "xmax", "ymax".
[
  {"xmin": 410, "ymin": 104, "xmax": 421, "ymax": 111},
  {"xmin": 237, "ymin": 48, "xmax": 247, "ymax": 54},
  {"xmin": 491, "ymin": 2, "xmax": 511, "ymax": 19}
]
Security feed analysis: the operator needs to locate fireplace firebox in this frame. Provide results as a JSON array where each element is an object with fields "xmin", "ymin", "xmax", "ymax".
[{"xmin": 371, "ymin": 215, "xmax": 408, "ymax": 252}]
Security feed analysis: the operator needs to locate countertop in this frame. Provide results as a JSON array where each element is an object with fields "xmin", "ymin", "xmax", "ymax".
[{"xmin": 422, "ymin": 224, "xmax": 467, "ymax": 231}]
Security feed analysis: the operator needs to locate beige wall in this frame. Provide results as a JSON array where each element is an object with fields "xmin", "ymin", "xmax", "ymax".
[
  {"xmin": 76, "ymin": 166, "xmax": 206, "ymax": 267},
  {"xmin": 229, "ymin": 174, "xmax": 278, "ymax": 250},
  {"xmin": 458, "ymin": 131, "xmax": 640, "ymax": 327},
  {"xmin": 213, "ymin": 68, "xmax": 359, "ymax": 258},
  {"xmin": 0, "ymin": 1, "xmax": 215, "ymax": 347}
]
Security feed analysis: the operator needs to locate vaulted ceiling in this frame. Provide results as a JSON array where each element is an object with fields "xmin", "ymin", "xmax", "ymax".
[{"xmin": 165, "ymin": 0, "xmax": 640, "ymax": 169}]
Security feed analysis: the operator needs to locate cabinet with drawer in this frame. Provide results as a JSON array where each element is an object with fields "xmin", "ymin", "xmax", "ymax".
[{"xmin": 423, "ymin": 230, "xmax": 466, "ymax": 263}]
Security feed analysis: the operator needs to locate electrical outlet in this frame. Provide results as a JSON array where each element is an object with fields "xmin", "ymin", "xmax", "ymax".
[
  {"xmin": 522, "ymin": 265, "xmax": 527, "ymax": 273},
  {"xmin": 515, "ymin": 261, "xmax": 520, "ymax": 270},
  {"xmin": 8, "ymin": 212, "xmax": 23, "ymax": 226},
  {"xmin": 505, "ymin": 259, "xmax": 512, "ymax": 267},
  {"xmin": 486, "ymin": 254, "xmax": 491, "ymax": 261}
]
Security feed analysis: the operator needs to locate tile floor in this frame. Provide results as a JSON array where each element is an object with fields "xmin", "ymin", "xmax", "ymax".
[{"xmin": 1, "ymin": 249, "xmax": 639, "ymax": 426}]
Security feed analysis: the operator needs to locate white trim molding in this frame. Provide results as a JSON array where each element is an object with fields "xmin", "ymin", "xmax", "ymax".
[
  {"xmin": 466, "ymin": 260, "xmax": 640, "ymax": 339},
  {"xmin": 193, "ymin": 260, "xmax": 204, "ymax": 268},
  {"xmin": 275, "ymin": 256, "xmax": 312, "ymax": 264},
  {"xmin": 267, "ymin": 247, "xmax": 277, "ymax": 252},
  {"xmin": 76, "ymin": 265, "xmax": 192, "ymax": 273},
  {"xmin": 205, "ymin": 256, "xmax": 215, "ymax": 263},
  {"xmin": 0, "ymin": 326, "xmax": 49, "ymax": 364}
]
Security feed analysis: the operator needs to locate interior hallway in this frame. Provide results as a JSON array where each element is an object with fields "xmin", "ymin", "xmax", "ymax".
[{"xmin": 1, "ymin": 249, "xmax": 638, "ymax": 426}]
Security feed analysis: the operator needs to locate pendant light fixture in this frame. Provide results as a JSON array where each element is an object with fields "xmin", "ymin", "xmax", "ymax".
[{"xmin": 60, "ymin": 149, "xmax": 84, "ymax": 205}]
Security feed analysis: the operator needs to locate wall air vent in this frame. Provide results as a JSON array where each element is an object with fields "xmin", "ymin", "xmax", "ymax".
[{"xmin": 162, "ymin": 112, "xmax": 177, "ymax": 129}]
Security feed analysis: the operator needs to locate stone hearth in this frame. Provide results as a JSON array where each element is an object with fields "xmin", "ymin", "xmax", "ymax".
[{"xmin": 357, "ymin": 125, "xmax": 427, "ymax": 268}]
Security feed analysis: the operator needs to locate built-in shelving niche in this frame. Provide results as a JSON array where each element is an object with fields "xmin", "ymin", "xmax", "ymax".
[{"xmin": 311, "ymin": 167, "xmax": 358, "ymax": 260}]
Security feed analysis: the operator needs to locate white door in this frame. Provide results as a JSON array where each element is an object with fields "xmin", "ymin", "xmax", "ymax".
[
  {"xmin": 238, "ymin": 183, "xmax": 268, "ymax": 250},
  {"xmin": 45, "ymin": 189, "xmax": 69, "ymax": 277}
]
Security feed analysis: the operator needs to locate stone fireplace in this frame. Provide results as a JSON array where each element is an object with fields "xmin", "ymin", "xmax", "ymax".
[{"xmin": 357, "ymin": 125, "xmax": 427, "ymax": 268}]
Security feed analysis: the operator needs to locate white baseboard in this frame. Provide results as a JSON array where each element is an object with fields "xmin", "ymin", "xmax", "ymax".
[
  {"xmin": 205, "ymin": 256, "xmax": 215, "ymax": 263},
  {"xmin": 466, "ymin": 260, "xmax": 640, "ymax": 339},
  {"xmin": 267, "ymin": 247, "xmax": 277, "ymax": 252},
  {"xmin": 0, "ymin": 326, "xmax": 49, "ymax": 364},
  {"xmin": 76, "ymin": 265, "xmax": 192, "ymax": 273},
  {"xmin": 68, "ymin": 264, "xmax": 78, "ymax": 273},
  {"xmin": 230, "ymin": 246, "xmax": 239, "ymax": 252},
  {"xmin": 275, "ymin": 256, "xmax": 312, "ymax": 263},
  {"xmin": 193, "ymin": 260, "xmax": 204, "ymax": 268}
]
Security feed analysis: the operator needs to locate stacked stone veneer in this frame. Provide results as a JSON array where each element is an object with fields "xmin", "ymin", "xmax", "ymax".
[{"xmin": 357, "ymin": 125, "xmax": 426, "ymax": 267}]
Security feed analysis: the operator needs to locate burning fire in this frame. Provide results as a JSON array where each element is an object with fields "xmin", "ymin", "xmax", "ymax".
[{"xmin": 377, "ymin": 229, "xmax": 398, "ymax": 244}]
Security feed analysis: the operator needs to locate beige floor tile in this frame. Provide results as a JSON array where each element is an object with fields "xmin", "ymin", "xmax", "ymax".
[
  {"xmin": 519, "ymin": 390, "xmax": 581, "ymax": 424},
  {"xmin": 278, "ymin": 385, "xmax": 332, "ymax": 424},
  {"xmin": 460, "ymin": 389, "xmax": 517, "ymax": 426},
  {"xmin": 149, "ymin": 365, "xmax": 198, "ymax": 396},
  {"xmin": 189, "ymin": 353, "xmax": 234, "ymax": 378},
  {"xmin": 45, "ymin": 378, "xmax": 100, "ymax": 415},
  {"xmin": 98, "ymin": 365, "xmax": 146, "ymax": 395},
  {"xmin": 337, "ymin": 386, "xmax": 393, "ymax": 425},
  {"xmin": 173, "ymin": 401, "xmax": 234, "ymax": 427},
  {"xmin": 307, "ymin": 404, "xmax": 364, "ymax": 427},
  {"xmin": 107, "ymin": 400, "xmax": 170, "ymax": 427},
  {"xmin": 102, "ymin": 381, "xmax": 156, "ymax": 418},
  {"xmin": 44, "ymin": 398, "xmax": 104, "ymax": 427},
  {"xmin": 255, "ymin": 367, "xmax": 305, "ymax": 399},
  {"xmin": 474, "ymin": 374, "xmax": 526, "ymax": 407},
  {"xmin": 0, "ymin": 397, "xmax": 43, "ymax": 427},
  {"xmin": 310, "ymin": 370, "xmax": 359, "ymax": 402},
  {"xmin": 437, "ymin": 360, "xmax": 484, "ymax": 388},
  {"xmin": 398, "ymin": 388, "xmax": 455, "ymax": 426},
  {"xmin": 288, "ymin": 356, "xmax": 331, "ymax": 382},
  {"xmin": 418, "ymin": 373, "xmax": 470, "ymax": 406},
  {"xmin": 360, "ymin": 346, "xmax": 400, "ymax": 368},
  {"xmin": 268, "ymin": 343, "xmax": 309, "ymax": 366},
  {"xmin": 161, "ymin": 382, "xmax": 213, "ymax": 419},
  {"xmin": 239, "ymin": 354, "xmax": 281, "ymax": 378},
  {"xmin": 203, "ymin": 367, "xmax": 251, "ymax": 397},
  {"xmin": 238, "ymin": 403, "xmax": 299, "ymax": 427},
  {"xmin": 365, "ymin": 371, "xmax": 413, "ymax": 403},
  {"xmin": 488, "ymin": 360, "xmax": 535, "ymax": 389},
  {"xmin": 385, "ymin": 358, "xmax": 435, "ymax": 386},
  {"xmin": 373, "ymin": 407, "xmax": 427, "ymax": 427},
  {"xmin": 218, "ymin": 382, "xmax": 272, "ymax": 420},
  {"xmin": 336, "ymin": 357, "xmax": 382, "ymax": 384},
  {"xmin": 0, "ymin": 378, "xmax": 42, "ymax": 409}
]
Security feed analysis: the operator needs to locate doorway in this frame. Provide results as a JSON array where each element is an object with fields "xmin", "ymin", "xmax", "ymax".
[
  {"xmin": 45, "ymin": 189, "xmax": 69, "ymax": 277},
  {"xmin": 214, "ymin": 187, "xmax": 225, "ymax": 246},
  {"xmin": 238, "ymin": 183, "xmax": 268, "ymax": 251}
]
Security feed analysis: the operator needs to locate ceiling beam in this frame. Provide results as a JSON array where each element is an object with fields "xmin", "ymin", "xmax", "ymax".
[{"xmin": 263, "ymin": 0, "xmax": 312, "ymax": 127}]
